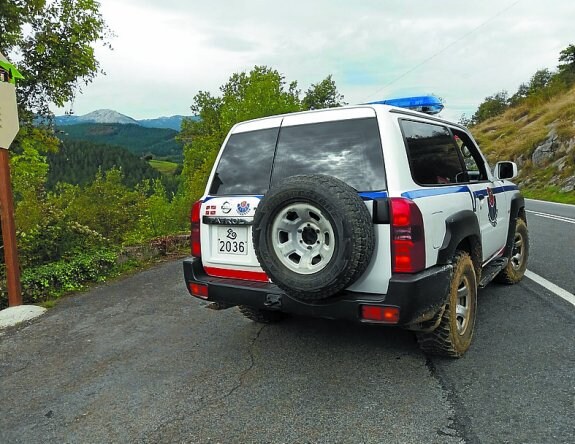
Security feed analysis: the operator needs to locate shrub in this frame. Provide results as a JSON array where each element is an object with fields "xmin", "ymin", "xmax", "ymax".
[{"xmin": 15, "ymin": 248, "xmax": 118, "ymax": 306}]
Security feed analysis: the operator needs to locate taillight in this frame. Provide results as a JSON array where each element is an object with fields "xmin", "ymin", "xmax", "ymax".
[
  {"xmin": 188, "ymin": 282, "xmax": 209, "ymax": 299},
  {"xmin": 191, "ymin": 200, "xmax": 202, "ymax": 258},
  {"xmin": 390, "ymin": 197, "xmax": 425, "ymax": 273},
  {"xmin": 360, "ymin": 305, "xmax": 400, "ymax": 324}
]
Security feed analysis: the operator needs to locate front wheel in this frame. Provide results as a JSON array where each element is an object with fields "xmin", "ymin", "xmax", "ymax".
[
  {"xmin": 417, "ymin": 251, "xmax": 478, "ymax": 358},
  {"xmin": 496, "ymin": 218, "xmax": 529, "ymax": 284}
]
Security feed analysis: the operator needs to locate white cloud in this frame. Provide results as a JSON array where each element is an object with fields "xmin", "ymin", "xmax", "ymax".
[{"xmin": 54, "ymin": 0, "xmax": 575, "ymax": 121}]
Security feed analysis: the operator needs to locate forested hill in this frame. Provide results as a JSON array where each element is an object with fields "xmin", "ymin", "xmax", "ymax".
[
  {"xmin": 46, "ymin": 140, "xmax": 163, "ymax": 189},
  {"xmin": 56, "ymin": 123, "xmax": 183, "ymax": 162}
]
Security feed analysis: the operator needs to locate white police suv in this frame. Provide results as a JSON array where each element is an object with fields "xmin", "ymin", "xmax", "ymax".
[{"xmin": 183, "ymin": 96, "xmax": 528, "ymax": 357}]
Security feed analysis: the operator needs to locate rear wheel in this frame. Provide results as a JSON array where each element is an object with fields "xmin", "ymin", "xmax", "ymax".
[
  {"xmin": 496, "ymin": 218, "xmax": 529, "ymax": 284},
  {"xmin": 238, "ymin": 306, "xmax": 286, "ymax": 324},
  {"xmin": 417, "ymin": 251, "xmax": 477, "ymax": 358}
]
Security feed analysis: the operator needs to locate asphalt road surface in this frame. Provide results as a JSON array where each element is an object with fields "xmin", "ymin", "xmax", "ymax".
[{"xmin": 1, "ymin": 199, "xmax": 573, "ymax": 443}]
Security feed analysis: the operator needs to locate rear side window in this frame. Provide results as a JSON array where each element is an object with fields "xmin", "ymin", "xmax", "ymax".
[
  {"xmin": 271, "ymin": 118, "xmax": 386, "ymax": 191},
  {"xmin": 400, "ymin": 120, "xmax": 465, "ymax": 185},
  {"xmin": 209, "ymin": 128, "xmax": 278, "ymax": 195}
]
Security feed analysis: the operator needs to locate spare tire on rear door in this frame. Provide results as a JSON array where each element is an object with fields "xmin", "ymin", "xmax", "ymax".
[{"xmin": 252, "ymin": 175, "xmax": 375, "ymax": 301}]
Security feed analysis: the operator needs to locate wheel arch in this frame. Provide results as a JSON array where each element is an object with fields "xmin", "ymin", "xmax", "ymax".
[
  {"xmin": 503, "ymin": 195, "xmax": 526, "ymax": 258},
  {"xmin": 437, "ymin": 210, "xmax": 482, "ymax": 277}
]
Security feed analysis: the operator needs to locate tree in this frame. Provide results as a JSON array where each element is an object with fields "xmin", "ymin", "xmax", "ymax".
[
  {"xmin": 558, "ymin": 43, "xmax": 575, "ymax": 73},
  {"xmin": 509, "ymin": 68, "xmax": 553, "ymax": 106},
  {"xmin": 219, "ymin": 66, "xmax": 301, "ymax": 129},
  {"xmin": 528, "ymin": 68, "xmax": 553, "ymax": 93},
  {"xmin": 471, "ymin": 90, "xmax": 509, "ymax": 125},
  {"xmin": 0, "ymin": 0, "xmax": 111, "ymax": 121},
  {"xmin": 1, "ymin": 0, "xmax": 111, "ymax": 274},
  {"xmin": 509, "ymin": 83, "xmax": 529, "ymax": 106},
  {"xmin": 302, "ymin": 75, "xmax": 346, "ymax": 110},
  {"xmin": 178, "ymin": 66, "xmax": 302, "ymax": 200}
]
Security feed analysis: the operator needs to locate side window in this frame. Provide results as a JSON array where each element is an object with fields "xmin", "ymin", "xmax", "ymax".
[
  {"xmin": 400, "ymin": 120, "xmax": 465, "ymax": 185},
  {"xmin": 451, "ymin": 129, "xmax": 488, "ymax": 182}
]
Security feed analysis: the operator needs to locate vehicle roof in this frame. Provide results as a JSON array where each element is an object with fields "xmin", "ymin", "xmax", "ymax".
[{"xmin": 230, "ymin": 103, "xmax": 468, "ymax": 133}]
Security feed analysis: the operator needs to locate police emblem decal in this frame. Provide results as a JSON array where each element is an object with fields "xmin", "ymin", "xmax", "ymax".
[
  {"xmin": 236, "ymin": 201, "xmax": 250, "ymax": 215},
  {"xmin": 486, "ymin": 187, "xmax": 498, "ymax": 226}
]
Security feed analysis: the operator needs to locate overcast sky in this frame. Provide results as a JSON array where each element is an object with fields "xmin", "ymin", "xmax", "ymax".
[{"xmin": 55, "ymin": 0, "xmax": 575, "ymax": 122}]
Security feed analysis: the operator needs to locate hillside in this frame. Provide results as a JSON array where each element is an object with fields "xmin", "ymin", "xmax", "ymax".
[
  {"xmin": 56, "ymin": 123, "xmax": 184, "ymax": 162},
  {"xmin": 46, "ymin": 140, "xmax": 180, "ymax": 195},
  {"xmin": 472, "ymin": 84, "xmax": 575, "ymax": 203}
]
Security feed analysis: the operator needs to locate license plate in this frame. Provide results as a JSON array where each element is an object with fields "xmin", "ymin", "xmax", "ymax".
[{"xmin": 216, "ymin": 226, "xmax": 248, "ymax": 255}]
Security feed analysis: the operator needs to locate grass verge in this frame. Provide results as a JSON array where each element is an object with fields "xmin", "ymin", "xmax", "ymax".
[{"xmin": 521, "ymin": 186, "xmax": 575, "ymax": 205}]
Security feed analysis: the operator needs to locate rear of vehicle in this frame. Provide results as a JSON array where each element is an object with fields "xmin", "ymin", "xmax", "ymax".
[{"xmin": 183, "ymin": 106, "xmax": 451, "ymax": 329}]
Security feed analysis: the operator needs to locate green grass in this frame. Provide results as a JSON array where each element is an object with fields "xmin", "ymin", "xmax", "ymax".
[
  {"xmin": 522, "ymin": 186, "xmax": 575, "ymax": 205},
  {"xmin": 39, "ymin": 300, "xmax": 58, "ymax": 309},
  {"xmin": 148, "ymin": 159, "xmax": 179, "ymax": 175}
]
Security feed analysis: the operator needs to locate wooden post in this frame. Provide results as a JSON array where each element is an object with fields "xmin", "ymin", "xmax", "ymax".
[
  {"xmin": 0, "ymin": 148, "xmax": 22, "ymax": 305},
  {"xmin": 0, "ymin": 51, "xmax": 23, "ymax": 307}
]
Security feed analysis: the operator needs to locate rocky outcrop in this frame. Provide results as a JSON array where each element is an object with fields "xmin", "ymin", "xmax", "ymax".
[
  {"xmin": 531, "ymin": 129, "xmax": 558, "ymax": 166},
  {"xmin": 561, "ymin": 176, "xmax": 575, "ymax": 192},
  {"xmin": 527, "ymin": 125, "xmax": 574, "ymax": 192}
]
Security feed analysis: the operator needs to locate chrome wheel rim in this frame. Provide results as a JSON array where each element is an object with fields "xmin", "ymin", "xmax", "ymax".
[
  {"xmin": 270, "ymin": 203, "xmax": 335, "ymax": 275},
  {"xmin": 456, "ymin": 277, "xmax": 471, "ymax": 335},
  {"xmin": 511, "ymin": 231, "xmax": 524, "ymax": 271}
]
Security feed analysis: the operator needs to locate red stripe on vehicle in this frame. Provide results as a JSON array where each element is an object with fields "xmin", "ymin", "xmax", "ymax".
[{"xmin": 204, "ymin": 266, "xmax": 269, "ymax": 282}]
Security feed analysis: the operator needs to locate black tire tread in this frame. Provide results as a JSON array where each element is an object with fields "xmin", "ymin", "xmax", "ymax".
[
  {"xmin": 416, "ymin": 251, "xmax": 477, "ymax": 358},
  {"xmin": 495, "ymin": 218, "xmax": 529, "ymax": 285}
]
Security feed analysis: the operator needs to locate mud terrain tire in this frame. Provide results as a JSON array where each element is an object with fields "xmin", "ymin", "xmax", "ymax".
[
  {"xmin": 417, "ymin": 251, "xmax": 477, "ymax": 358},
  {"xmin": 496, "ymin": 218, "xmax": 529, "ymax": 284}
]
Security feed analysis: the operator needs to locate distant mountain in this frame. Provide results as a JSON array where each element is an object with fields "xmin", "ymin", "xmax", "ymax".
[
  {"xmin": 55, "ymin": 109, "xmax": 139, "ymax": 126},
  {"xmin": 56, "ymin": 123, "xmax": 183, "ymax": 162},
  {"xmin": 138, "ymin": 115, "xmax": 188, "ymax": 131},
  {"xmin": 55, "ymin": 109, "xmax": 194, "ymax": 131}
]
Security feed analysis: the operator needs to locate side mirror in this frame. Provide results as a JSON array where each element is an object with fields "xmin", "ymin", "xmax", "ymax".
[{"xmin": 493, "ymin": 161, "xmax": 517, "ymax": 180}]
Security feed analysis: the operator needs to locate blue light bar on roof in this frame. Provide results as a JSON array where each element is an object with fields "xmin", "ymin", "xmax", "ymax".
[{"xmin": 367, "ymin": 95, "xmax": 444, "ymax": 115}]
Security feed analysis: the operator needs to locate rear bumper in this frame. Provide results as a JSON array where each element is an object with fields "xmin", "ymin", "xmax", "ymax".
[{"xmin": 183, "ymin": 257, "xmax": 452, "ymax": 328}]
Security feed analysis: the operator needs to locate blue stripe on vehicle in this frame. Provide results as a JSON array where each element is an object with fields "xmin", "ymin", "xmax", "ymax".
[
  {"xmin": 473, "ymin": 185, "xmax": 519, "ymax": 198},
  {"xmin": 401, "ymin": 186, "xmax": 470, "ymax": 200},
  {"xmin": 359, "ymin": 191, "xmax": 388, "ymax": 200}
]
